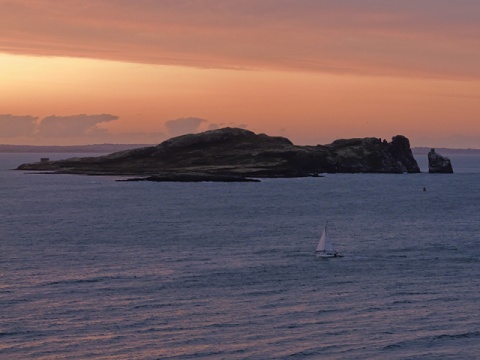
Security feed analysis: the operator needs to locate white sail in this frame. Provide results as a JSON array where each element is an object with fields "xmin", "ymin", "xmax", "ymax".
[
  {"xmin": 316, "ymin": 224, "xmax": 339, "ymax": 257},
  {"xmin": 316, "ymin": 225, "xmax": 334, "ymax": 252},
  {"xmin": 324, "ymin": 227, "xmax": 334, "ymax": 253},
  {"xmin": 316, "ymin": 226, "xmax": 326, "ymax": 252}
]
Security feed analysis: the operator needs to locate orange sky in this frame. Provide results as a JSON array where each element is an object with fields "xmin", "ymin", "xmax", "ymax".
[{"xmin": 1, "ymin": 0, "xmax": 480, "ymax": 147}]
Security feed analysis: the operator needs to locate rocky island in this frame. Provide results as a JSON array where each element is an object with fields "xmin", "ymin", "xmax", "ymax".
[
  {"xmin": 428, "ymin": 148, "xmax": 454, "ymax": 173},
  {"xmin": 17, "ymin": 127, "xmax": 420, "ymax": 181}
]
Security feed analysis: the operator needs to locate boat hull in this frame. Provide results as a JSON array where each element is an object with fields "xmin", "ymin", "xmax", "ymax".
[{"xmin": 316, "ymin": 252, "xmax": 343, "ymax": 258}]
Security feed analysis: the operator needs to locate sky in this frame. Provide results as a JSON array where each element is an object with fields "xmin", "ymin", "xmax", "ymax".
[{"xmin": 1, "ymin": 0, "xmax": 480, "ymax": 148}]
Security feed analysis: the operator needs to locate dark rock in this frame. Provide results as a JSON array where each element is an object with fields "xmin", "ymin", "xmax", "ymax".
[
  {"xmin": 389, "ymin": 135, "xmax": 421, "ymax": 173},
  {"xmin": 428, "ymin": 148, "xmax": 453, "ymax": 173},
  {"xmin": 17, "ymin": 127, "xmax": 421, "ymax": 177},
  {"xmin": 116, "ymin": 172, "xmax": 260, "ymax": 182},
  {"xmin": 324, "ymin": 136, "xmax": 419, "ymax": 173}
]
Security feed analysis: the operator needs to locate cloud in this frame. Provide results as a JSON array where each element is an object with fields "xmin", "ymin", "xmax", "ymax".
[
  {"xmin": 37, "ymin": 114, "xmax": 118, "ymax": 138},
  {"xmin": 213, "ymin": 122, "xmax": 248, "ymax": 130},
  {"xmin": 1, "ymin": 1, "xmax": 480, "ymax": 78},
  {"xmin": 164, "ymin": 117, "xmax": 249, "ymax": 137},
  {"xmin": 0, "ymin": 114, "xmax": 38, "ymax": 138},
  {"xmin": 1, "ymin": 113, "xmax": 249, "ymax": 144},
  {"xmin": 165, "ymin": 117, "xmax": 208, "ymax": 137},
  {"xmin": 106, "ymin": 131, "xmax": 166, "ymax": 145},
  {"xmin": 207, "ymin": 123, "xmax": 220, "ymax": 131},
  {"xmin": 0, "ymin": 112, "xmax": 167, "ymax": 144}
]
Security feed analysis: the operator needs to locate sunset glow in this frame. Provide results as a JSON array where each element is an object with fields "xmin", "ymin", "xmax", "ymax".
[{"xmin": 1, "ymin": 1, "xmax": 480, "ymax": 147}]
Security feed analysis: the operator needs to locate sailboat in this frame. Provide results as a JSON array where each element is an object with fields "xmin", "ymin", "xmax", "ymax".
[{"xmin": 316, "ymin": 224, "xmax": 343, "ymax": 258}]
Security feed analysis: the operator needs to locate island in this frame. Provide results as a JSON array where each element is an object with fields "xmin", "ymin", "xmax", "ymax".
[{"xmin": 16, "ymin": 127, "xmax": 420, "ymax": 181}]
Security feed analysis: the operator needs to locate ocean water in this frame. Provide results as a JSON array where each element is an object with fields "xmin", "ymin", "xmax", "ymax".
[{"xmin": 1, "ymin": 153, "xmax": 479, "ymax": 359}]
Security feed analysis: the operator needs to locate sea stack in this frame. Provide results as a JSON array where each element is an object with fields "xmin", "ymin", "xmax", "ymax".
[{"xmin": 428, "ymin": 148, "xmax": 453, "ymax": 173}]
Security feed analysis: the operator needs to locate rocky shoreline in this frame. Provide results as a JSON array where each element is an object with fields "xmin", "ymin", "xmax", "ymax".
[{"xmin": 116, "ymin": 172, "xmax": 261, "ymax": 182}]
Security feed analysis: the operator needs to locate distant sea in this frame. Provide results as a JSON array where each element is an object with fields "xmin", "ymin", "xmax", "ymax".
[{"xmin": 1, "ymin": 152, "xmax": 480, "ymax": 359}]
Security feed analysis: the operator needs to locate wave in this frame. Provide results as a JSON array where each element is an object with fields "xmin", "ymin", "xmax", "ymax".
[
  {"xmin": 383, "ymin": 331, "xmax": 480, "ymax": 351},
  {"xmin": 0, "ymin": 330, "xmax": 36, "ymax": 338},
  {"xmin": 433, "ymin": 331, "xmax": 480, "ymax": 341},
  {"xmin": 44, "ymin": 275, "xmax": 121, "ymax": 287}
]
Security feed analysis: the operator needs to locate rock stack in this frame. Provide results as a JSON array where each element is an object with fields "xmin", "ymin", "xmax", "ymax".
[{"xmin": 428, "ymin": 148, "xmax": 453, "ymax": 173}]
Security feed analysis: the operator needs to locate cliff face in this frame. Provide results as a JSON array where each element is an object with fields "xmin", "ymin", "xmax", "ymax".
[
  {"xmin": 17, "ymin": 127, "xmax": 420, "ymax": 177},
  {"xmin": 320, "ymin": 135, "xmax": 419, "ymax": 174}
]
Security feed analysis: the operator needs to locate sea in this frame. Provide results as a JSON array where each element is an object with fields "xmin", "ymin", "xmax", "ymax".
[{"xmin": 1, "ymin": 152, "xmax": 479, "ymax": 360}]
